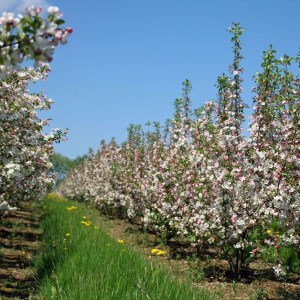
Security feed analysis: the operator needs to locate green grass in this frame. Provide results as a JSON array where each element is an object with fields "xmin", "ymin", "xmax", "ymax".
[{"xmin": 35, "ymin": 194, "xmax": 217, "ymax": 300}]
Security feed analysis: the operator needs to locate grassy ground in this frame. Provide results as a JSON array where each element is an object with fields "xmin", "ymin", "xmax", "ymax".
[{"xmin": 35, "ymin": 194, "xmax": 216, "ymax": 300}]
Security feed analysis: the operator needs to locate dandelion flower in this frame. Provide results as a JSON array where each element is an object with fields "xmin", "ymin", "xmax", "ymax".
[
  {"xmin": 66, "ymin": 206, "xmax": 77, "ymax": 211},
  {"xmin": 151, "ymin": 248, "xmax": 166, "ymax": 256},
  {"xmin": 151, "ymin": 248, "xmax": 160, "ymax": 254},
  {"xmin": 81, "ymin": 220, "xmax": 92, "ymax": 226},
  {"xmin": 117, "ymin": 239, "xmax": 124, "ymax": 244},
  {"xmin": 156, "ymin": 250, "xmax": 166, "ymax": 256}
]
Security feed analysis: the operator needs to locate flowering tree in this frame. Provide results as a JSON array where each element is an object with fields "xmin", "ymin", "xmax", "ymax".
[
  {"xmin": 180, "ymin": 24, "xmax": 299, "ymax": 277},
  {"xmin": 247, "ymin": 47, "xmax": 300, "ymax": 275},
  {"xmin": 0, "ymin": 6, "xmax": 72, "ymax": 217}
]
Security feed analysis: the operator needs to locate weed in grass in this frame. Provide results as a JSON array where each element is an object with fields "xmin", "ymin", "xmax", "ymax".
[
  {"xmin": 187, "ymin": 267, "xmax": 206, "ymax": 283},
  {"xmin": 231, "ymin": 280, "xmax": 238, "ymax": 300},
  {"xmin": 136, "ymin": 232, "xmax": 155, "ymax": 247},
  {"xmin": 186, "ymin": 254, "xmax": 206, "ymax": 283},
  {"xmin": 250, "ymin": 288, "xmax": 268, "ymax": 300},
  {"xmin": 175, "ymin": 253, "xmax": 182, "ymax": 260}
]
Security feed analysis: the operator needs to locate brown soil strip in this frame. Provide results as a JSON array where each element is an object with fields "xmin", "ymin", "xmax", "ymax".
[
  {"xmin": 0, "ymin": 202, "xmax": 41, "ymax": 299},
  {"xmin": 0, "ymin": 237, "xmax": 40, "ymax": 251},
  {"xmin": 4, "ymin": 217, "xmax": 39, "ymax": 228},
  {"xmin": 0, "ymin": 227, "xmax": 41, "ymax": 239}
]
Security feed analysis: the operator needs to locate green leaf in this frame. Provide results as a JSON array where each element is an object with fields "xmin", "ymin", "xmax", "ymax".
[
  {"xmin": 56, "ymin": 19, "xmax": 65, "ymax": 26},
  {"xmin": 21, "ymin": 16, "xmax": 33, "ymax": 25}
]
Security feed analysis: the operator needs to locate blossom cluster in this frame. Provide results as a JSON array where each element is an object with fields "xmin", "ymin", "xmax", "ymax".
[{"xmin": 0, "ymin": 6, "xmax": 72, "ymax": 79}]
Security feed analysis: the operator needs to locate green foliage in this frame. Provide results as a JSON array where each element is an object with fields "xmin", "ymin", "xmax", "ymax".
[
  {"xmin": 250, "ymin": 221, "xmax": 300, "ymax": 276},
  {"xmin": 261, "ymin": 245, "xmax": 300, "ymax": 275},
  {"xmin": 50, "ymin": 153, "xmax": 86, "ymax": 185},
  {"xmin": 279, "ymin": 247, "xmax": 300, "ymax": 274}
]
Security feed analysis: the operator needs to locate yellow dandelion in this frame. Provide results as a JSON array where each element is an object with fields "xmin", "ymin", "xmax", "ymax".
[
  {"xmin": 66, "ymin": 233, "xmax": 71, "ymax": 237},
  {"xmin": 82, "ymin": 216, "xmax": 87, "ymax": 219},
  {"xmin": 66, "ymin": 206, "xmax": 77, "ymax": 211},
  {"xmin": 151, "ymin": 248, "xmax": 160, "ymax": 254},
  {"xmin": 266, "ymin": 229, "xmax": 272, "ymax": 235},
  {"xmin": 151, "ymin": 248, "xmax": 166, "ymax": 256},
  {"xmin": 81, "ymin": 220, "xmax": 92, "ymax": 226},
  {"xmin": 117, "ymin": 239, "xmax": 124, "ymax": 244}
]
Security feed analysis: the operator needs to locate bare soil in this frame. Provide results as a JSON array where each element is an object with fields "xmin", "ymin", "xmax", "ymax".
[{"xmin": 0, "ymin": 202, "xmax": 41, "ymax": 299}]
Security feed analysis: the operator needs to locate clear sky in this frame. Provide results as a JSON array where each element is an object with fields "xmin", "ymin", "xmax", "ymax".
[{"xmin": 2, "ymin": 0, "xmax": 300, "ymax": 158}]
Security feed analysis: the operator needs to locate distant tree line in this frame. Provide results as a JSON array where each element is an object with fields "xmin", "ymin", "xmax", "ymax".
[{"xmin": 50, "ymin": 153, "xmax": 87, "ymax": 186}]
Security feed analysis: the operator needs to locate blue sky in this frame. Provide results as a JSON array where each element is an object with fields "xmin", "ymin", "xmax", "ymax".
[{"xmin": 2, "ymin": 0, "xmax": 300, "ymax": 158}]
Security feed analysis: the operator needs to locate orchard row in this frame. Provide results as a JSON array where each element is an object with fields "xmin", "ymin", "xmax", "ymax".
[{"xmin": 59, "ymin": 24, "xmax": 300, "ymax": 277}]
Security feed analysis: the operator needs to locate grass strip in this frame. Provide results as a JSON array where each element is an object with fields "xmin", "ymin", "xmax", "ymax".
[{"xmin": 35, "ymin": 194, "xmax": 217, "ymax": 300}]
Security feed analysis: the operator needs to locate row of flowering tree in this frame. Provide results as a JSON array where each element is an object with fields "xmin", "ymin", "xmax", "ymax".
[
  {"xmin": 59, "ymin": 23, "xmax": 299, "ymax": 278},
  {"xmin": 0, "ymin": 6, "xmax": 71, "ymax": 217}
]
